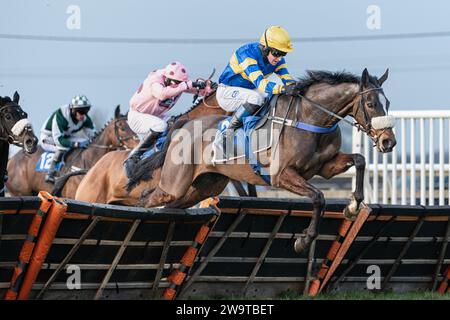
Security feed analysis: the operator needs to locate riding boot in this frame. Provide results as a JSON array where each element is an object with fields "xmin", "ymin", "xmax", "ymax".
[
  {"xmin": 45, "ymin": 150, "xmax": 65, "ymax": 184},
  {"xmin": 123, "ymin": 130, "xmax": 161, "ymax": 179},
  {"xmin": 222, "ymin": 102, "xmax": 260, "ymax": 158}
]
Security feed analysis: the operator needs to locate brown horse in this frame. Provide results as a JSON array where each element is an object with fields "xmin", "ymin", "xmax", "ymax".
[
  {"xmin": 75, "ymin": 93, "xmax": 228, "ymax": 204},
  {"xmin": 6, "ymin": 105, "xmax": 138, "ymax": 198},
  {"xmin": 0, "ymin": 92, "xmax": 38, "ymax": 196},
  {"xmin": 138, "ymin": 69, "xmax": 397, "ymax": 253}
]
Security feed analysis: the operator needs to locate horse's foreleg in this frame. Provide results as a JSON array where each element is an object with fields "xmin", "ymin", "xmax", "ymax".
[
  {"xmin": 318, "ymin": 152, "xmax": 366, "ymax": 220},
  {"xmin": 165, "ymin": 174, "xmax": 229, "ymax": 209},
  {"xmin": 273, "ymin": 167, "xmax": 325, "ymax": 253},
  {"xmin": 140, "ymin": 186, "xmax": 177, "ymax": 208}
]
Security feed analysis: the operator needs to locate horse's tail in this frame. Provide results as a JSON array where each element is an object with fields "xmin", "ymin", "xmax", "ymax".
[
  {"xmin": 125, "ymin": 118, "xmax": 190, "ymax": 192},
  {"xmin": 52, "ymin": 169, "xmax": 88, "ymax": 196}
]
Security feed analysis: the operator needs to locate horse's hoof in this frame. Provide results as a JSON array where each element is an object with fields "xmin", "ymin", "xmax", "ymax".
[
  {"xmin": 294, "ymin": 234, "xmax": 310, "ymax": 253},
  {"xmin": 343, "ymin": 206, "xmax": 360, "ymax": 221}
]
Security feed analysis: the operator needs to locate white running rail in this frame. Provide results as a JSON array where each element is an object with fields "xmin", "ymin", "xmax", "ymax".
[{"xmin": 351, "ymin": 110, "xmax": 450, "ymax": 206}]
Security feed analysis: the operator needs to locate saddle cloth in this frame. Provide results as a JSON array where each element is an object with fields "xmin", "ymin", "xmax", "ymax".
[
  {"xmin": 36, "ymin": 152, "xmax": 64, "ymax": 173},
  {"xmin": 212, "ymin": 95, "xmax": 278, "ymax": 164}
]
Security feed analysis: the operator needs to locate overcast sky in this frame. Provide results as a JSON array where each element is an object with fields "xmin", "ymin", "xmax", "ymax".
[{"xmin": 1, "ymin": 0, "xmax": 450, "ymax": 132}]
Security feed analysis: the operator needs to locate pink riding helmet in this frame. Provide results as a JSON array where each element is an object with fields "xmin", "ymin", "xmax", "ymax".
[{"xmin": 164, "ymin": 61, "xmax": 189, "ymax": 82}]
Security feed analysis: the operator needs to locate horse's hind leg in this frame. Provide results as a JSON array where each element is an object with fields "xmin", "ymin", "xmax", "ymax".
[
  {"xmin": 318, "ymin": 152, "xmax": 365, "ymax": 220},
  {"xmin": 273, "ymin": 167, "xmax": 325, "ymax": 253}
]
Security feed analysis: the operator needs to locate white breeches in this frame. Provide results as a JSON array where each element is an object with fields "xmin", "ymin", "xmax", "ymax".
[{"xmin": 216, "ymin": 84, "xmax": 267, "ymax": 112}]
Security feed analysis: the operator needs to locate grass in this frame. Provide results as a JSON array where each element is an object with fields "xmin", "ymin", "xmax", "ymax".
[
  {"xmin": 190, "ymin": 290, "xmax": 450, "ymax": 300},
  {"xmin": 277, "ymin": 290, "xmax": 450, "ymax": 300}
]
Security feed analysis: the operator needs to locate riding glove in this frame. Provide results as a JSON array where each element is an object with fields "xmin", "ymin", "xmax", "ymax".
[{"xmin": 192, "ymin": 80, "xmax": 207, "ymax": 89}]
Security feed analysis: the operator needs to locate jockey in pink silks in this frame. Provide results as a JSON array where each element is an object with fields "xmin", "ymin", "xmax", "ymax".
[{"xmin": 124, "ymin": 61, "xmax": 215, "ymax": 178}]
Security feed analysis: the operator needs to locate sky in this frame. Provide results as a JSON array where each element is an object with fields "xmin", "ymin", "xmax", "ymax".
[{"xmin": 1, "ymin": 0, "xmax": 450, "ymax": 136}]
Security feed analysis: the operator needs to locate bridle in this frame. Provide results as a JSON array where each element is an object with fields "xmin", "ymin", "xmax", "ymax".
[
  {"xmin": 113, "ymin": 117, "xmax": 139, "ymax": 149},
  {"xmin": 354, "ymin": 87, "xmax": 388, "ymax": 145},
  {"xmin": 89, "ymin": 117, "xmax": 138, "ymax": 150},
  {"xmin": 0, "ymin": 103, "xmax": 31, "ymax": 146},
  {"xmin": 293, "ymin": 85, "xmax": 389, "ymax": 145}
]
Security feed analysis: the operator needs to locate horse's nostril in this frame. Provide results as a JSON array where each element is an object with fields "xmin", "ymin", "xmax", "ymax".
[
  {"xmin": 25, "ymin": 137, "xmax": 37, "ymax": 147},
  {"xmin": 382, "ymin": 138, "xmax": 394, "ymax": 150}
]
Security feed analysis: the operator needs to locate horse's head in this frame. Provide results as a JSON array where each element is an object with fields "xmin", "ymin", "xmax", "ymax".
[
  {"xmin": 107, "ymin": 105, "xmax": 139, "ymax": 149},
  {"xmin": 352, "ymin": 68, "xmax": 396, "ymax": 153},
  {"xmin": 0, "ymin": 92, "xmax": 38, "ymax": 154}
]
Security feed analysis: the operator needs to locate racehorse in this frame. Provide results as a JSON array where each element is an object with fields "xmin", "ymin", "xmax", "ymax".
[
  {"xmin": 137, "ymin": 69, "xmax": 397, "ymax": 253},
  {"xmin": 75, "ymin": 93, "xmax": 228, "ymax": 204},
  {"xmin": 6, "ymin": 105, "xmax": 138, "ymax": 198},
  {"xmin": 0, "ymin": 92, "xmax": 38, "ymax": 196}
]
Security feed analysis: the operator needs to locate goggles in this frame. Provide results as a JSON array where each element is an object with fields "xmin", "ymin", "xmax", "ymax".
[
  {"xmin": 73, "ymin": 107, "xmax": 90, "ymax": 115},
  {"xmin": 270, "ymin": 48, "xmax": 287, "ymax": 58}
]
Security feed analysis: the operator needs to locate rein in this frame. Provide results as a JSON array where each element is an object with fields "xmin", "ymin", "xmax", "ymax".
[
  {"xmin": 200, "ymin": 92, "xmax": 221, "ymax": 110},
  {"xmin": 68, "ymin": 117, "xmax": 138, "ymax": 170},
  {"xmin": 268, "ymin": 86, "xmax": 387, "ymax": 149}
]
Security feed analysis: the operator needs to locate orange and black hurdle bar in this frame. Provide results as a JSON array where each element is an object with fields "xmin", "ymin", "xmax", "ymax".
[
  {"xmin": 4, "ymin": 191, "xmax": 67, "ymax": 300},
  {"xmin": 1, "ymin": 193, "xmax": 219, "ymax": 300},
  {"xmin": 163, "ymin": 198, "xmax": 220, "ymax": 300},
  {"xmin": 308, "ymin": 204, "xmax": 371, "ymax": 296},
  {"xmin": 437, "ymin": 265, "xmax": 450, "ymax": 294}
]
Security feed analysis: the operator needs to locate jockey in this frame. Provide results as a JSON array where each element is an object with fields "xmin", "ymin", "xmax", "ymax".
[
  {"xmin": 123, "ymin": 61, "xmax": 215, "ymax": 178},
  {"xmin": 217, "ymin": 26, "xmax": 297, "ymax": 156},
  {"xmin": 40, "ymin": 95, "xmax": 96, "ymax": 184}
]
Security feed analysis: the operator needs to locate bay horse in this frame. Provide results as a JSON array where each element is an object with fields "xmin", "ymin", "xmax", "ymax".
[
  {"xmin": 0, "ymin": 92, "xmax": 38, "ymax": 196},
  {"xmin": 138, "ymin": 69, "xmax": 397, "ymax": 253},
  {"xmin": 6, "ymin": 105, "xmax": 138, "ymax": 198},
  {"xmin": 75, "ymin": 93, "xmax": 228, "ymax": 204}
]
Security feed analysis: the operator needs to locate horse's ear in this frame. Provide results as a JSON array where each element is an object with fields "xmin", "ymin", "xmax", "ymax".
[
  {"xmin": 13, "ymin": 91, "xmax": 20, "ymax": 104},
  {"xmin": 378, "ymin": 68, "xmax": 389, "ymax": 86},
  {"xmin": 114, "ymin": 105, "xmax": 121, "ymax": 119},
  {"xmin": 360, "ymin": 68, "xmax": 370, "ymax": 89}
]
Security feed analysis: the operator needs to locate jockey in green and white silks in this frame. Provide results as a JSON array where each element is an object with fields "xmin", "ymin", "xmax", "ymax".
[
  {"xmin": 39, "ymin": 95, "xmax": 96, "ymax": 184},
  {"xmin": 217, "ymin": 26, "xmax": 298, "ymax": 157}
]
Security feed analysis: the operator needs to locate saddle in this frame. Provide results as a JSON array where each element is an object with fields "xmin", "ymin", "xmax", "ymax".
[{"xmin": 211, "ymin": 96, "xmax": 280, "ymax": 184}]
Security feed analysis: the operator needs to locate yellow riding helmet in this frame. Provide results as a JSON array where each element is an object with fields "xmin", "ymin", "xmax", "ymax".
[{"xmin": 259, "ymin": 26, "xmax": 294, "ymax": 53}]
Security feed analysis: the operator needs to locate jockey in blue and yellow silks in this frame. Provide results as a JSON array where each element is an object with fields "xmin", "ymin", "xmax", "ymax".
[{"xmin": 217, "ymin": 26, "xmax": 297, "ymax": 156}]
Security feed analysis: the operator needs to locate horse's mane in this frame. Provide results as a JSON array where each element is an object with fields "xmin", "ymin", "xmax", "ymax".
[
  {"xmin": 87, "ymin": 113, "xmax": 126, "ymax": 145},
  {"xmin": 89, "ymin": 118, "xmax": 114, "ymax": 142},
  {"xmin": 65, "ymin": 114, "xmax": 124, "ymax": 159},
  {"xmin": 296, "ymin": 70, "xmax": 377, "ymax": 95},
  {"xmin": 171, "ymin": 92, "xmax": 214, "ymax": 119}
]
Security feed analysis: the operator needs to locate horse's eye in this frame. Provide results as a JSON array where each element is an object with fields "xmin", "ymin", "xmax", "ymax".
[
  {"xmin": 366, "ymin": 102, "xmax": 373, "ymax": 108},
  {"xmin": 5, "ymin": 114, "xmax": 12, "ymax": 120}
]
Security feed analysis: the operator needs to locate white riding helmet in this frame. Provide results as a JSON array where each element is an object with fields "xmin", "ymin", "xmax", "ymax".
[{"xmin": 70, "ymin": 95, "xmax": 92, "ymax": 109}]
